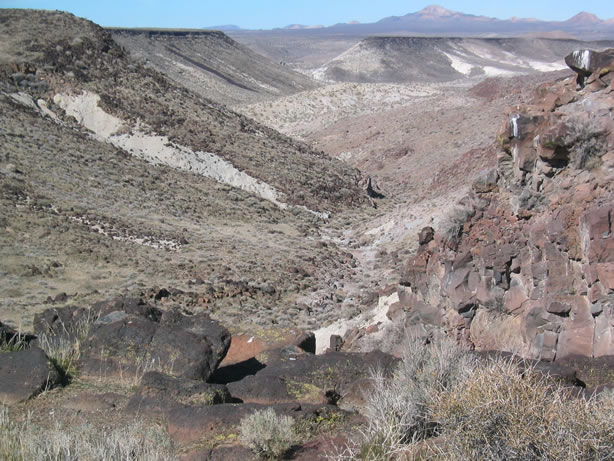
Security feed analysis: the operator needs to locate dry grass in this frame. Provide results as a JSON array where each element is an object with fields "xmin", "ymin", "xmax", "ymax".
[
  {"xmin": 0, "ymin": 327, "xmax": 29, "ymax": 353},
  {"xmin": 331, "ymin": 337, "xmax": 475, "ymax": 460},
  {"xmin": 433, "ymin": 357, "xmax": 614, "ymax": 461},
  {"xmin": 36, "ymin": 309, "xmax": 96, "ymax": 380},
  {"xmin": 0, "ymin": 406, "xmax": 173, "ymax": 461}
]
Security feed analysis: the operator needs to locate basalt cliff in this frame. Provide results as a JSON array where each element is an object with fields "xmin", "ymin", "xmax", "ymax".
[{"xmin": 393, "ymin": 49, "xmax": 614, "ymax": 361}]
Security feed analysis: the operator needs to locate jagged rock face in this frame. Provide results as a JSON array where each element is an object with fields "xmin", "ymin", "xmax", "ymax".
[{"xmin": 399, "ymin": 51, "xmax": 614, "ymax": 361}]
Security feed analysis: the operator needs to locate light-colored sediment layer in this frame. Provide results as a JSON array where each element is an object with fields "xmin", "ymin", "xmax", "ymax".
[{"xmin": 53, "ymin": 91, "xmax": 287, "ymax": 207}]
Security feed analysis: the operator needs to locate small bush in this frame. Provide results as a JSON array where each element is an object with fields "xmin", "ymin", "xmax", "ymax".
[
  {"xmin": 240, "ymin": 408, "xmax": 297, "ymax": 460},
  {"xmin": 433, "ymin": 357, "xmax": 614, "ymax": 461},
  {"xmin": 439, "ymin": 206, "xmax": 474, "ymax": 242},
  {"xmin": 0, "ymin": 406, "xmax": 173, "ymax": 460},
  {"xmin": 339, "ymin": 337, "xmax": 475, "ymax": 460}
]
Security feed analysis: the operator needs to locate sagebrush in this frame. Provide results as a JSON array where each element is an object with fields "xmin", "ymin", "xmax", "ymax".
[
  {"xmin": 330, "ymin": 342, "xmax": 614, "ymax": 461},
  {"xmin": 332, "ymin": 337, "xmax": 475, "ymax": 460},
  {"xmin": 240, "ymin": 407, "xmax": 297, "ymax": 459},
  {"xmin": 433, "ymin": 357, "xmax": 614, "ymax": 461}
]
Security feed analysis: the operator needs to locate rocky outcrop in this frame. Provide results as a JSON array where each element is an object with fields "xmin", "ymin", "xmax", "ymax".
[
  {"xmin": 565, "ymin": 49, "xmax": 614, "ymax": 88},
  {"xmin": 80, "ymin": 303, "xmax": 230, "ymax": 382},
  {"xmin": 126, "ymin": 371, "xmax": 232, "ymax": 417},
  {"xmin": 34, "ymin": 295, "xmax": 231, "ymax": 382},
  {"xmin": 397, "ymin": 49, "xmax": 614, "ymax": 361},
  {"xmin": 13, "ymin": 291, "xmax": 396, "ymax": 457},
  {"xmin": 227, "ymin": 350, "xmax": 397, "ymax": 410}
]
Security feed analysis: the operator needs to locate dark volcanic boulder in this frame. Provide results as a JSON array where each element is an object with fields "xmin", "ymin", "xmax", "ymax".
[
  {"xmin": 251, "ymin": 350, "xmax": 398, "ymax": 410},
  {"xmin": 126, "ymin": 371, "xmax": 232, "ymax": 417},
  {"xmin": 228, "ymin": 374, "xmax": 329, "ymax": 405},
  {"xmin": 74, "ymin": 296, "xmax": 230, "ymax": 382},
  {"xmin": 0, "ymin": 347, "xmax": 60, "ymax": 405},
  {"xmin": 565, "ymin": 49, "xmax": 614, "ymax": 87}
]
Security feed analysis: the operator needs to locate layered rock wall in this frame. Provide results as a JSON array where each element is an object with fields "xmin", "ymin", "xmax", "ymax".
[{"xmin": 397, "ymin": 49, "xmax": 614, "ymax": 361}]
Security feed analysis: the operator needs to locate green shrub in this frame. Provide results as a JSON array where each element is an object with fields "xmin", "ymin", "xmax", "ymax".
[{"xmin": 240, "ymin": 407, "xmax": 297, "ymax": 460}]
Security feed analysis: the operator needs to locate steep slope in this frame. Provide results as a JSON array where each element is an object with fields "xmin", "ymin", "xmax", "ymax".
[
  {"xmin": 0, "ymin": 9, "xmax": 368, "ymax": 330},
  {"xmin": 110, "ymin": 28, "xmax": 319, "ymax": 106},
  {"xmin": 315, "ymin": 37, "xmax": 614, "ymax": 83},
  {"xmin": 0, "ymin": 9, "xmax": 364, "ymax": 212}
]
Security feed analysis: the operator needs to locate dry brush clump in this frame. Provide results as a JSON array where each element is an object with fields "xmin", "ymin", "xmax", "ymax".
[
  {"xmin": 239, "ymin": 407, "xmax": 298, "ymax": 460},
  {"xmin": 432, "ymin": 357, "xmax": 614, "ymax": 461},
  {"xmin": 332, "ymin": 337, "xmax": 476, "ymax": 460},
  {"xmin": 36, "ymin": 309, "xmax": 97, "ymax": 380},
  {"xmin": 439, "ymin": 205, "xmax": 474, "ymax": 242},
  {"xmin": 331, "ymin": 341, "xmax": 614, "ymax": 461},
  {"xmin": 0, "ymin": 406, "xmax": 173, "ymax": 461}
]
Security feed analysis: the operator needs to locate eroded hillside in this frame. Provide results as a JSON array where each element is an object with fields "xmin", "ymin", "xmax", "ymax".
[{"xmin": 0, "ymin": 9, "xmax": 370, "ymax": 331}]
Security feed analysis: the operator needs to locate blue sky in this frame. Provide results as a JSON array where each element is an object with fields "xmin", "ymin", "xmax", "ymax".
[{"xmin": 1, "ymin": 0, "xmax": 613, "ymax": 29}]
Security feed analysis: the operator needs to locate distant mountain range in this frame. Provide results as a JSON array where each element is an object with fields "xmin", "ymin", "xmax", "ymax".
[{"xmin": 218, "ymin": 4, "xmax": 614, "ymax": 39}]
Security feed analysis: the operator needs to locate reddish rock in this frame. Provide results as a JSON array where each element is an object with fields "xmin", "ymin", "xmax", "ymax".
[
  {"xmin": 594, "ymin": 314, "xmax": 614, "ymax": 358},
  {"xmin": 557, "ymin": 318, "xmax": 595, "ymax": 360},
  {"xmin": 503, "ymin": 284, "xmax": 529, "ymax": 313},
  {"xmin": 220, "ymin": 329, "xmax": 315, "ymax": 367},
  {"xmin": 540, "ymin": 330, "xmax": 559, "ymax": 362},
  {"xmin": 386, "ymin": 301, "xmax": 405, "ymax": 322},
  {"xmin": 597, "ymin": 263, "xmax": 614, "ymax": 291},
  {"xmin": 418, "ymin": 226, "xmax": 435, "ymax": 245}
]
